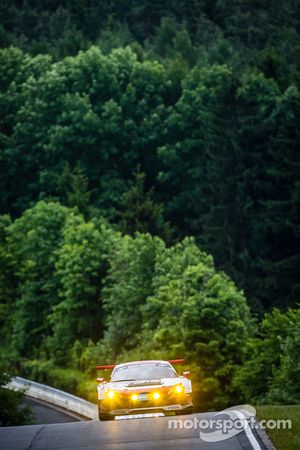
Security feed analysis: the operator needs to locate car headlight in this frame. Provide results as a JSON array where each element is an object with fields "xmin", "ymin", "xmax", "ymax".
[
  {"xmin": 153, "ymin": 392, "xmax": 160, "ymax": 400},
  {"xmin": 170, "ymin": 384, "xmax": 184, "ymax": 395},
  {"xmin": 131, "ymin": 394, "xmax": 138, "ymax": 401},
  {"xmin": 106, "ymin": 390, "xmax": 115, "ymax": 399}
]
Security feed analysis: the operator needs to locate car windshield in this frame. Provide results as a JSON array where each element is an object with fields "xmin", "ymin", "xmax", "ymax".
[{"xmin": 111, "ymin": 364, "xmax": 177, "ymax": 381}]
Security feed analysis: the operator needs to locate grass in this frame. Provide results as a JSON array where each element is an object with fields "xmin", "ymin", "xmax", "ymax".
[{"xmin": 256, "ymin": 405, "xmax": 300, "ymax": 450}]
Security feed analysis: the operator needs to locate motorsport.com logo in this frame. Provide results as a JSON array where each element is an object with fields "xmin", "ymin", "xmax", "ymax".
[{"xmin": 168, "ymin": 404, "xmax": 292, "ymax": 442}]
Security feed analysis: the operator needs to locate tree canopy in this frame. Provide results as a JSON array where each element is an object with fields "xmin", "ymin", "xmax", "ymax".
[{"xmin": 0, "ymin": 43, "xmax": 299, "ymax": 310}]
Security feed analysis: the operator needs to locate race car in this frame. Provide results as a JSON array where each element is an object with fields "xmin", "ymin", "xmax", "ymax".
[{"xmin": 96, "ymin": 359, "xmax": 193, "ymax": 421}]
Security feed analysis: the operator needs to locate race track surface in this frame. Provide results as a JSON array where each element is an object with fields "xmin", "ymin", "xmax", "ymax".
[
  {"xmin": 24, "ymin": 398, "xmax": 81, "ymax": 425},
  {"xmin": 0, "ymin": 411, "xmax": 266, "ymax": 450}
]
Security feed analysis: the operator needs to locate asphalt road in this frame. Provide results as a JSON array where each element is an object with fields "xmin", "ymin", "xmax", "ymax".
[
  {"xmin": 0, "ymin": 411, "xmax": 266, "ymax": 450},
  {"xmin": 23, "ymin": 397, "xmax": 81, "ymax": 425}
]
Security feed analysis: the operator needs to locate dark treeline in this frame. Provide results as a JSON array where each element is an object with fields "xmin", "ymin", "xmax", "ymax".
[
  {"xmin": 0, "ymin": 44, "xmax": 299, "ymax": 311},
  {"xmin": 1, "ymin": 1, "xmax": 300, "ymax": 80},
  {"xmin": 0, "ymin": 0, "xmax": 300, "ymax": 413}
]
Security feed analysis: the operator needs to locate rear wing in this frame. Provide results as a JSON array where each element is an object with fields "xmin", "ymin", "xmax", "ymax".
[
  {"xmin": 168, "ymin": 359, "xmax": 185, "ymax": 365},
  {"xmin": 96, "ymin": 359, "xmax": 185, "ymax": 371},
  {"xmin": 96, "ymin": 364, "xmax": 116, "ymax": 370}
]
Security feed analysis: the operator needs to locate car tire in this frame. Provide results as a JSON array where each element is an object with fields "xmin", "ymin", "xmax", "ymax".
[
  {"xmin": 98, "ymin": 407, "xmax": 114, "ymax": 421},
  {"xmin": 175, "ymin": 406, "xmax": 194, "ymax": 415}
]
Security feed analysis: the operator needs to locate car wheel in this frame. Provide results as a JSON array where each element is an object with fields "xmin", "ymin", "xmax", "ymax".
[
  {"xmin": 98, "ymin": 407, "xmax": 114, "ymax": 421},
  {"xmin": 175, "ymin": 406, "xmax": 194, "ymax": 415}
]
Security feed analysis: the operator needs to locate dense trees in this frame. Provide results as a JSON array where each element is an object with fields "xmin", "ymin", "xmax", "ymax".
[
  {"xmin": 1, "ymin": 1, "xmax": 300, "ymax": 68},
  {"xmin": 1, "ymin": 46, "xmax": 170, "ymax": 217},
  {"xmin": 116, "ymin": 167, "xmax": 172, "ymax": 240},
  {"xmin": 7, "ymin": 201, "xmax": 71, "ymax": 356},
  {"xmin": 49, "ymin": 215, "xmax": 117, "ymax": 363},
  {"xmin": 158, "ymin": 67, "xmax": 300, "ymax": 310},
  {"xmin": 0, "ymin": 202, "xmax": 253, "ymax": 410},
  {"xmin": 1, "ymin": 202, "xmax": 298, "ymax": 409},
  {"xmin": 0, "ymin": 43, "xmax": 299, "ymax": 309},
  {"xmin": 235, "ymin": 308, "xmax": 300, "ymax": 405}
]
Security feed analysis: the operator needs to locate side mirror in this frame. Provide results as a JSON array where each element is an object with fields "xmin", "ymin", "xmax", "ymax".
[
  {"xmin": 183, "ymin": 371, "xmax": 190, "ymax": 379},
  {"xmin": 96, "ymin": 377, "xmax": 105, "ymax": 383}
]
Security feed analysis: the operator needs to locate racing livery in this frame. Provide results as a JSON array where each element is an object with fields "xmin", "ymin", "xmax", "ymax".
[{"xmin": 96, "ymin": 359, "xmax": 193, "ymax": 421}]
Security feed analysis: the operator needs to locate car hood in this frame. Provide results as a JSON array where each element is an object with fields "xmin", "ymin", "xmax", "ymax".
[{"xmin": 104, "ymin": 378, "xmax": 182, "ymax": 391}]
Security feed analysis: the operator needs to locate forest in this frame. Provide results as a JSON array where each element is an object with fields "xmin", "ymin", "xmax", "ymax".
[{"xmin": 0, "ymin": 0, "xmax": 299, "ymax": 421}]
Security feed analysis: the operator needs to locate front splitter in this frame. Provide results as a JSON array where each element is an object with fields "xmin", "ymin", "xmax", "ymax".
[{"xmin": 115, "ymin": 413, "xmax": 165, "ymax": 420}]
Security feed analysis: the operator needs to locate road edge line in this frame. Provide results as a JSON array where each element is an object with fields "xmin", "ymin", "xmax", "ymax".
[
  {"xmin": 254, "ymin": 419, "xmax": 277, "ymax": 450},
  {"xmin": 233, "ymin": 410, "xmax": 262, "ymax": 450}
]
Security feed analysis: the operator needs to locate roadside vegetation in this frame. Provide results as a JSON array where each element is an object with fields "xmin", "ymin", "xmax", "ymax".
[
  {"xmin": 257, "ymin": 405, "xmax": 300, "ymax": 450},
  {"xmin": 0, "ymin": 201, "xmax": 299, "ymax": 412},
  {"xmin": 0, "ymin": 365, "xmax": 33, "ymax": 426}
]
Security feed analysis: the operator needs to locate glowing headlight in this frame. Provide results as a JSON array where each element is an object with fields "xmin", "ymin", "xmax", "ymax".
[
  {"xmin": 107, "ymin": 390, "xmax": 115, "ymax": 399},
  {"xmin": 175, "ymin": 385, "xmax": 183, "ymax": 394},
  {"xmin": 153, "ymin": 392, "xmax": 160, "ymax": 400},
  {"xmin": 170, "ymin": 384, "xmax": 184, "ymax": 395},
  {"xmin": 131, "ymin": 394, "xmax": 138, "ymax": 401}
]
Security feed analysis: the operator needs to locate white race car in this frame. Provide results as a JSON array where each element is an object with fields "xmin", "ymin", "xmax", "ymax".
[{"xmin": 96, "ymin": 359, "xmax": 193, "ymax": 421}]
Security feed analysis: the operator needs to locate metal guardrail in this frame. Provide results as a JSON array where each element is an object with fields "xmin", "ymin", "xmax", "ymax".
[{"xmin": 6, "ymin": 376, "xmax": 98, "ymax": 420}]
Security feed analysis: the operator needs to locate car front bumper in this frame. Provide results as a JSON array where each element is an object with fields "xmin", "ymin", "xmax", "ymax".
[{"xmin": 100, "ymin": 401, "xmax": 193, "ymax": 417}]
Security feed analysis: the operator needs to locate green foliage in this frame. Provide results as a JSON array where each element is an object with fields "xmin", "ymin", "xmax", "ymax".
[
  {"xmin": 257, "ymin": 405, "xmax": 300, "ymax": 450},
  {"xmin": 103, "ymin": 232, "xmax": 164, "ymax": 356},
  {"xmin": 0, "ymin": 364, "xmax": 33, "ymax": 426},
  {"xmin": 147, "ymin": 17, "xmax": 197, "ymax": 67},
  {"xmin": 259, "ymin": 85, "xmax": 300, "ymax": 308},
  {"xmin": 1, "ymin": 200, "xmax": 299, "ymax": 410},
  {"xmin": 116, "ymin": 167, "xmax": 172, "ymax": 241},
  {"xmin": 0, "ymin": 0, "xmax": 299, "ymax": 413},
  {"xmin": 98, "ymin": 19, "xmax": 134, "ymax": 55},
  {"xmin": 54, "ymin": 163, "xmax": 92, "ymax": 216},
  {"xmin": 158, "ymin": 66, "xmax": 300, "ymax": 309},
  {"xmin": 146, "ymin": 240, "xmax": 251, "ymax": 410},
  {"xmin": 23, "ymin": 358, "xmax": 89, "ymax": 399},
  {"xmin": 235, "ymin": 308, "xmax": 300, "ymax": 404},
  {"xmin": 7, "ymin": 201, "xmax": 72, "ymax": 356},
  {"xmin": 0, "ymin": 215, "xmax": 15, "ymax": 337},
  {"xmin": 103, "ymin": 236, "xmax": 251, "ymax": 410},
  {"xmin": 2, "ymin": 46, "xmax": 170, "ymax": 217},
  {"xmin": 0, "ymin": 36, "xmax": 299, "ymax": 310},
  {"xmin": 48, "ymin": 214, "xmax": 119, "ymax": 363}
]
